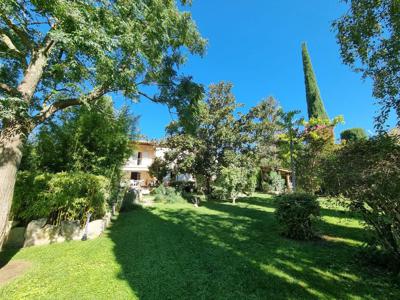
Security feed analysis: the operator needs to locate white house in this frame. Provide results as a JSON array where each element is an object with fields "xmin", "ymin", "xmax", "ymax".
[
  {"xmin": 122, "ymin": 141, "xmax": 167, "ymax": 187},
  {"xmin": 122, "ymin": 140, "xmax": 194, "ymax": 189}
]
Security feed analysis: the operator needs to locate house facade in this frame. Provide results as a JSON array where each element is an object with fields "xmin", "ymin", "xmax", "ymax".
[{"xmin": 122, "ymin": 141, "xmax": 166, "ymax": 187}]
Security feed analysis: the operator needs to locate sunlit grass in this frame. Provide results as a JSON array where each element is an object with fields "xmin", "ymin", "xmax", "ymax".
[{"xmin": 0, "ymin": 193, "xmax": 398, "ymax": 299}]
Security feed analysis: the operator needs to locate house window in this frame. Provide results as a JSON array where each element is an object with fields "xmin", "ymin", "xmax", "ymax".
[
  {"xmin": 137, "ymin": 152, "xmax": 142, "ymax": 165},
  {"xmin": 131, "ymin": 172, "xmax": 140, "ymax": 180}
]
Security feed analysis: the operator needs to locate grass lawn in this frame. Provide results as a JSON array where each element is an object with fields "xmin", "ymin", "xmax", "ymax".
[{"xmin": 0, "ymin": 193, "xmax": 398, "ymax": 299}]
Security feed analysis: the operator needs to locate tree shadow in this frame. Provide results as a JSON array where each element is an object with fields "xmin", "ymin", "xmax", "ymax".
[
  {"xmin": 109, "ymin": 200, "xmax": 398, "ymax": 299},
  {"xmin": 0, "ymin": 248, "xmax": 19, "ymax": 268},
  {"xmin": 109, "ymin": 209, "xmax": 319, "ymax": 299},
  {"xmin": 213, "ymin": 195, "xmax": 367, "ymax": 244}
]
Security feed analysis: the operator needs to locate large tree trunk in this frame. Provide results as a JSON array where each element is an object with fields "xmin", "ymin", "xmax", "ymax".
[{"xmin": 0, "ymin": 130, "xmax": 23, "ymax": 249}]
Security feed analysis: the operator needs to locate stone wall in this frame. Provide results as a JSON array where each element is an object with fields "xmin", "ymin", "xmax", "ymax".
[{"xmin": 4, "ymin": 213, "xmax": 112, "ymax": 249}]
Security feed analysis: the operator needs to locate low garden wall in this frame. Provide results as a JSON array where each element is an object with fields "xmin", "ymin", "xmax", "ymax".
[{"xmin": 4, "ymin": 213, "xmax": 112, "ymax": 249}]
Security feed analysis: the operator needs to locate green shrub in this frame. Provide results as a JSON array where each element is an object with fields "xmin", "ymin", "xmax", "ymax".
[
  {"xmin": 13, "ymin": 171, "xmax": 109, "ymax": 225},
  {"xmin": 151, "ymin": 185, "xmax": 186, "ymax": 204},
  {"xmin": 151, "ymin": 184, "xmax": 166, "ymax": 196},
  {"xmin": 267, "ymin": 171, "xmax": 285, "ymax": 193},
  {"xmin": 275, "ymin": 193, "xmax": 320, "ymax": 240},
  {"xmin": 322, "ymin": 134, "xmax": 400, "ymax": 271}
]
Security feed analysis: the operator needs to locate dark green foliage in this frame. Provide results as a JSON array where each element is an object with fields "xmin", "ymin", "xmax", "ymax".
[
  {"xmin": 20, "ymin": 97, "xmax": 135, "ymax": 206},
  {"xmin": 301, "ymin": 43, "xmax": 329, "ymax": 120},
  {"xmin": 151, "ymin": 185, "xmax": 187, "ymax": 204},
  {"xmin": 275, "ymin": 193, "xmax": 320, "ymax": 240},
  {"xmin": 0, "ymin": 0, "xmax": 206, "ymax": 131},
  {"xmin": 322, "ymin": 134, "xmax": 400, "ymax": 271},
  {"xmin": 333, "ymin": 0, "xmax": 400, "ymax": 128},
  {"xmin": 13, "ymin": 171, "xmax": 109, "ymax": 225},
  {"xmin": 22, "ymin": 97, "xmax": 135, "ymax": 177},
  {"xmin": 148, "ymin": 157, "xmax": 169, "ymax": 183},
  {"xmin": 340, "ymin": 128, "xmax": 368, "ymax": 142},
  {"xmin": 172, "ymin": 181, "xmax": 196, "ymax": 193},
  {"xmin": 250, "ymin": 97, "xmax": 284, "ymax": 170},
  {"xmin": 164, "ymin": 82, "xmax": 267, "ymax": 198}
]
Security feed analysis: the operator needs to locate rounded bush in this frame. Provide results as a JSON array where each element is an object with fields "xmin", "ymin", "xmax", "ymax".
[{"xmin": 275, "ymin": 193, "xmax": 320, "ymax": 240}]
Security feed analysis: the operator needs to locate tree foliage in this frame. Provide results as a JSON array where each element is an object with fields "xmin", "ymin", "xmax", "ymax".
[
  {"xmin": 340, "ymin": 127, "xmax": 368, "ymax": 142},
  {"xmin": 164, "ymin": 82, "xmax": 259, "ymax": 200},
  {"xmin": 277, "ymin": 110, "xmax": 304, "ymax": 190},
  {"xmin": 301, "ymin": 43, "xmax": 329, "ymax": 120},
  {"xmin": 333, "ymin": 0, "xmax": 400, "ymax": 128},
  {"xmin": 296, "ymin": 116, "xmax": 343, "ymax": 194},
  {"xmin": 248, "ymin": 97, "xmax": 283, "ymax": 170},
  {"xmin": 0, "ymin": 0, "xmax": 205, "ymax": 247},
  {"xmin": 0, "ymin": 0, "xmax": 206, "ymax": 136},
  {"xmin": 21, "ymin": 97, "xmax": 135, "ymax": 179},
  {"xmin": 13, "ymin": 171, "xmax": 109, "ymax": 225},
  {"xmin": 149, "ymin": 157, "xmax": 169, "ymax": 184},
  {"xmin": 323, "ymin": 134, "xmax": 400, "ymax": 271},
  {"xmin": 266, "ymin": 171, "xmax": 286, "ymax": 194}
]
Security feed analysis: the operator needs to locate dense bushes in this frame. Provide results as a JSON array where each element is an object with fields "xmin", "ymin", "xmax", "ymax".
[
  {"xmin": 151, "ymin": 185, "xmax": 187, "ymax": 204},
  {"xmin": 19, "ymin": 97, "xmax": 136, "ymax": 208},
  {"xmin": 323, "ymin": 134, "xmax": 400, "ymax": 271},
  {"xmin": 13, "ymin": 171, "xmax": 109, "ymax": 225},
  {"xmin": 275, "ymin": 193, "xmax": 320, "ymax": 240}
]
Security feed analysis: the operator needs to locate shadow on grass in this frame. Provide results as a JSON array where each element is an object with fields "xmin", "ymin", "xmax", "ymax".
[
  {"xmin": 219, "ymin": 195, "xmax": 367, "ymax": 244},
  {"xmin": 109, "ymin": 208, "xmax": 317, "ymax": 299},
  {"xmin": 109, "ymin": 195, "xmax": 398, "ymax": 299},
  {"xmin": 0, "ymin": 248, "xmax": 19, "ymax": 268}
]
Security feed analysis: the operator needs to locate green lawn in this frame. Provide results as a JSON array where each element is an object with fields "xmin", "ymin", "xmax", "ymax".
[{"xmin": 0, "ymin": 194, "xmax": 398, "ymax": 299}]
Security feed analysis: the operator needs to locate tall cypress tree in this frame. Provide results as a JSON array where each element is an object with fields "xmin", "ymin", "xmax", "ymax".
[{"xmin": 301, "ymin": 43, "xmax": 329, "ymax": 120}]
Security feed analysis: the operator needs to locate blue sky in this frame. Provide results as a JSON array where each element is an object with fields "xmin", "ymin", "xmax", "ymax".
[{"xmin": 120, "ymin": 0, "xmax": 394, "ymax": 139}]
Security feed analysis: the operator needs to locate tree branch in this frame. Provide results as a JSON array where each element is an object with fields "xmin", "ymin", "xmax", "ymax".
[
  {"xmin": 0, "ymin": 82, "xmax": 18, "ymax": 95},
  {"xmin": 32, "ymin": 85, "xmax": 109, "ymax": 127},
  {"xmin": 0, "ymin": 30, "xmax": 26, "ymax": 66},
  {"xmin": 138, "ymin": 91, "xmax": 158, "ymax": 102},
  {"xmin": 0, "ymin": 15, "xmax": 31, "ymax": 48},
  {"xmin": 17, "ymin": 32, "xmax": 56, "ymax": 102},
  {"xmin": 0, "ymin": 32, "xmax": 21, "ymax": 54}
]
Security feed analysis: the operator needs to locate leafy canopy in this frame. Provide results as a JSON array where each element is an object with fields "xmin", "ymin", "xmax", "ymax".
[
  {"xmin": 333, "ymin": 0, "xmax": 400, "ymax": 129},
  {"xmin": 164, "ymin": 82, "xmax": 257, "ymax": 196},
  {"xmin": 20, "ymin": 97, "xmax": 136, "ymax": 178},
  {"xmin": 0, "ymin": 0, "xmax": 206, "ymax": 134}
]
